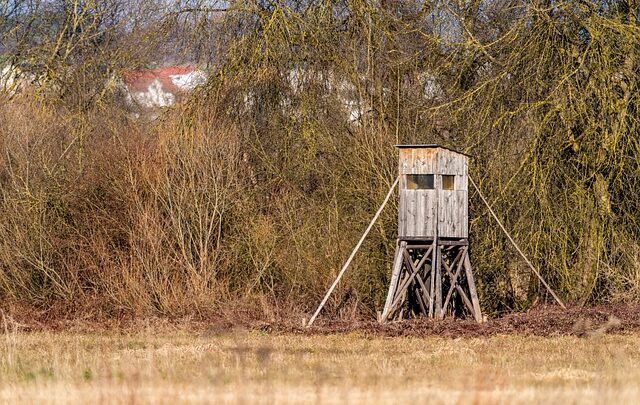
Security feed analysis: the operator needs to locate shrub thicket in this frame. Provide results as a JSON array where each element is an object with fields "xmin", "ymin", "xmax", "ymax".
[{"xmin": 0, "ymin": 1, "xmax": 639, "ymax": 319}]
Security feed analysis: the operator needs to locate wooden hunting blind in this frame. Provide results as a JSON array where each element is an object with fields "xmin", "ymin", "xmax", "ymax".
[
  {"xmin": 308, "ymin": 144, "xmax": 563, "ymax": 328},
  {"xmin": 381, "ymin": 145, "xmax": 482, "ymax": 323}
]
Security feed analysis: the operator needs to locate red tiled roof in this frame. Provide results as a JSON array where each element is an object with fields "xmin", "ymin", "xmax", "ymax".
[{"xmin": 122, "ymin": 66, "xmax": 197, "ymax": 93}]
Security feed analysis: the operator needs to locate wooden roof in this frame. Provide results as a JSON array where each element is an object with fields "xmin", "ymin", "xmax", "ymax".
[{"xmin": 395, "ymin": 144, "xmax": 470, "ymax": 157}]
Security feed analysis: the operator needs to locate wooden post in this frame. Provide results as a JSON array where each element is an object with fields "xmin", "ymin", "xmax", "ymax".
[
  {"xmin": 429, "ymin": 239, "xmax": 436, "ymax": 318},
  {"xmin": 469, "ymin": 175, "xmax": 565, "ymax": 309},
  {"xmin": 306, "ymin": 176, "xmax": 399, "ymax": 328},
  {"xmin": 464, "ymin": 252, "xmax": 483, "ymax": 322},
  {"xmin": 382, "ymin": 240, "xmax": 407, "ymax": 321},
  {"xmin": 435, "ymin": 244, "xmax": 443, "ymax": 319}
]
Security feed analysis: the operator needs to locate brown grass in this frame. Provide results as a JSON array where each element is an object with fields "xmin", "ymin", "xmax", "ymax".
[{"xmin": 1, "ymin": 328, "xmax": 640, "ymax": 404}]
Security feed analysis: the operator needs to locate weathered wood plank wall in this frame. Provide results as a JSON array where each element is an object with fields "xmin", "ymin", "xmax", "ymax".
[{"xmin": 398, "ymin": 146, "xmax": 468, "ymax": 239}]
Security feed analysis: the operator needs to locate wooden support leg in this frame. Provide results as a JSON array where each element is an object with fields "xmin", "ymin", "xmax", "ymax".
[
  {"xmin": 429, "ymin": 240, "xmax": 436, "ymax": 318},
  {"xmin": 464, "ymin": 252, "xmax": 483, "ymax": 323},
  {"xmin": 383, "ymin": 240, "xmax": 481, "ymax": 324},
  {"xmin": 423, "ymin": 267, "xmax": 432, "ymax": 318},
  {"xmin": 382, "ymin": 241, "xmax": 405, "ymax": 322},
  {"xmin": 383, "ymin": 245, "xmax": 434, "ymax": 322},
  {"xmin": 435, "ymin": 244, "xmax": 443, "ymax": 319}
]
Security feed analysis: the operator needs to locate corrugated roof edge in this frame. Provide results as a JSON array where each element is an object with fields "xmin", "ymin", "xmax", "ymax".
[{"xmin": 395, "ymin": 144, "xmax": 472, "ymax": 157}]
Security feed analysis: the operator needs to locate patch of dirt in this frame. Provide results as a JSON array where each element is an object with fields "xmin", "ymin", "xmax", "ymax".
[
  {"xmin": 2, "ymin": 303, "xmax": 640, "ymax": 338},
  {"xmin": 270, "ymin": 304, "xmax": 640, "ymax": 338}
]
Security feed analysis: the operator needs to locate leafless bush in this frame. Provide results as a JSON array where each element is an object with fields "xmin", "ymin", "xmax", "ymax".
[{"xmin": 1, "ymin": 1, "xmax": 640, "ymax": 320}]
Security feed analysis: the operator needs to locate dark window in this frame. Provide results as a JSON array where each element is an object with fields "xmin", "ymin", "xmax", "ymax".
[
  {"xmin": 442, "ymin": 175, "xmax": 455, "ymax": 190},
  {"xmin": 406, "ymin": 174, "xmax": 434, "ymax": 190}
]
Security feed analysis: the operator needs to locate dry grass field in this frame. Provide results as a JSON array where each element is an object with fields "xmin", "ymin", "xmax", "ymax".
[{"xmin": 1, "ymin": 329, "xmax": 640, "ymax": 404}]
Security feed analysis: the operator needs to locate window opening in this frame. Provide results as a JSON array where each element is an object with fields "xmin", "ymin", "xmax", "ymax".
[
  {"xmin": 442, "ymin": 175, "xmax": 455, "ymax": 190},
  {"xmin": 406, "ymin": 174, "xmax": 434, "ymax": 190}
]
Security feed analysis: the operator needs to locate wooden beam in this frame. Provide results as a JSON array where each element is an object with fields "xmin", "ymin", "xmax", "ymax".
[
  {"xmin": 404, "ymin": 244, "xmax": 435, "ymax": 249},
  {"xmin": 469, "ymin": 175, "xmax": 565, "ymax": 309},
  {"xmin": 463, "ymin": 252, "xmax": 483, "ymax": 322},
  {"xmin": 307, "ymin": 176, "xmax": 400, "ymax": 327},
  {"xmin": 414, "ymin": 285, "xmax": 428, "ymax": 315},
  {"xmin": 442, "ymin": 246, "xmax": 468, "ymax": 313},
  {"xmin": 385, "ymin": 254, "xmax": 428, "ymax": 320},
  {"xmin": 456, "ymin": 284, "xmax": 476, "ymax": 315},
  {"xmin": 435, "ymin": 245, "xmax": 443, "ymax": 319},
  {"xmin": 415, "ymin": 272, "xmax": 432, "ymax": 305},
  {"xmin": 429, "ymin": 239, "xmax": 437, "ymax": 318},
  {"xmin": 382, "ymin": 240, "xmax": 406, "ymax": 320},
  {"xmin": 438, "ymin": 240, "xmax": 469, "ymax": 246}
]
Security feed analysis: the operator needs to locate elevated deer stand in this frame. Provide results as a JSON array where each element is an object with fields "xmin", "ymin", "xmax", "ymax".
[
  {"xmin": 381, "ymin": 145, "xmax": 482, "ymax": 323},
  {"xmin": 307, "ymin": 144, "xmax": 563, "ymax": 328}
]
